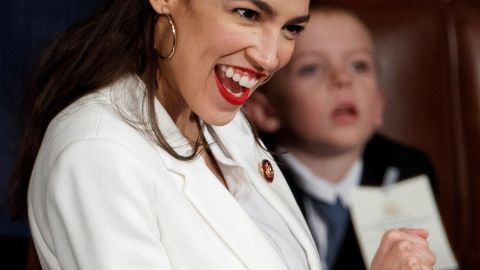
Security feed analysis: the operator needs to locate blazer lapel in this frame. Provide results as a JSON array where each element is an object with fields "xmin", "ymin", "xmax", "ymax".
[
  {"xmin": 152, "ymin": 105, "xmax": 288, "ymax": 270},
  {"xmin": 149, "ymin": 86, "xmax": 319, "ymax": 269},
  {"xmin": 212, "ymin": 114, "xmax": 322, "ymax": 270},
  {"xmin": 157, "ymin": 153, "xmax": 288, "ymax": 270}
]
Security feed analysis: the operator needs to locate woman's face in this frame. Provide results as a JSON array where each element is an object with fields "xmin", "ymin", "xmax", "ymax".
[
  {"xmin": 271, "ymin": 11, "xmax": 384, "ymax": 156},
  {"xmin": 153, "ymin": 0, "xmax": 309, "ymax": 126}
]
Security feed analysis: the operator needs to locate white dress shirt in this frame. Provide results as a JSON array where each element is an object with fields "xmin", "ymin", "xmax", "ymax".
[
  {"xmin": 279, "ymin": 151, "xmax": 362, "ymax": 270},
  {"xmin": 205, "ymin": 128, "xmax": 309, "ymax": 270}
]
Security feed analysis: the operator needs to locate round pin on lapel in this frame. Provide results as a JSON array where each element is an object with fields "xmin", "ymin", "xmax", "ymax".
[{"xmin": 259, "ymin": 159, "xmax": 274, "ymax": 183}]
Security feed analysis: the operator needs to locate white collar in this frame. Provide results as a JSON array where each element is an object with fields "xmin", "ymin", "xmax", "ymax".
[
  {"xmin": 203, "ymin": 123, "xmax": 238, "ymax": 167},
  {"xmin": 278, "ymin": 148, "xmax": 362, "ymax": 207}
]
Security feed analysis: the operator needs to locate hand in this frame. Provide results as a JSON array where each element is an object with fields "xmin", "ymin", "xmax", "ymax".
[{"xmin": 370, "ymin": 228, "xmax": 436, "ymax": 270}]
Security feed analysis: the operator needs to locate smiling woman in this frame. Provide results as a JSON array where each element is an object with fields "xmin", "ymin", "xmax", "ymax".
[
  {"xmin": 8, "ymin": 0, "xmax": 319, "ymax": 269},
  {"xmin": 8, "ymin": 0, "xmax": 437, "ymax": 269}
]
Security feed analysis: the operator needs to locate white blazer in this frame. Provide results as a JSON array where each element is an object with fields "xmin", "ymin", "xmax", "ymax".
[{"xmin": 28, "ymin": 76, "xmax": 322, "ymax": 270}]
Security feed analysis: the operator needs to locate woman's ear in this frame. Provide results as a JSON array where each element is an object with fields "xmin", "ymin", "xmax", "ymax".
[
  {"xmin": 243, "ymin": 92, "xmax": 281, "ymax": 134},
  {"xmin": 149, "ymin": 0, "xmax": 177, "ymax": 14}
]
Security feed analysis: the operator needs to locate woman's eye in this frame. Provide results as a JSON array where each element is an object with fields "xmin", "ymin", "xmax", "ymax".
[
  {"xmin": 234, "ymin": 8, "xmax": 260, "ymax": 22},
  {"xmin": 282, "ymin": 24, "xmax": 305, "ymax": 40}
]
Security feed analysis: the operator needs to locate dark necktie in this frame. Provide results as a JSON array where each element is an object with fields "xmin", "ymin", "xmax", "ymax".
[{"xmin": 310, "ymin": 196, "xmax": 350, "ymax": 270}]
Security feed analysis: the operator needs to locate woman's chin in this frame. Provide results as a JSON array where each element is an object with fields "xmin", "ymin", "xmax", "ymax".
[{"xmin": 201, "ymin": 110, "xmax": 238, "ymax": 126}]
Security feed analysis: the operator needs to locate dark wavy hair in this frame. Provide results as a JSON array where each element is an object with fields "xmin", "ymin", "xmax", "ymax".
[{"xmin": 9, "ymin": 0, "xmax": 200, "ymax": 220}]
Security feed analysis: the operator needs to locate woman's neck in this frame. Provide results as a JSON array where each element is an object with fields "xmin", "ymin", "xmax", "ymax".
[
  {"xmin": 155, "ymin": 74, "xmax": 198, "ymax": 143},
  {"xmin": 175, "ymin": 110, "xmax": 201, "ymax": 143},
  {"xmin": 155, "ymin": 74, "xmax": 227, "ymax": 188}
]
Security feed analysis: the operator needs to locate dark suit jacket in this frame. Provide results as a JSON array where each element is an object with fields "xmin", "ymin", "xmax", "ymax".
[{"xmin": 274, "ymin": 134, "xmax": 437, "ymax": 270}]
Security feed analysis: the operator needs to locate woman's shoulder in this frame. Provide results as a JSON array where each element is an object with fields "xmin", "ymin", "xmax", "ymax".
[{"xmin": 43, "ymin": 76, "xmax": 151, "ymax": 156}]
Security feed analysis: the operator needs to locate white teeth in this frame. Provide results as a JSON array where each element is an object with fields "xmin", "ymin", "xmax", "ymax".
[
  {"xmin": 239, "ymin": 76, "xmax": 250, "ymax": 87},
  {"xmin": 247, "ymin": 79, "xmax": 257, "ymax": 88},
  {"xmin": 225, "ymin": 67, "xmax": 234, "ymax": 78},
  {"xmin": 219, "ymin": 65, "xmax": 257, "ymax": 89}
]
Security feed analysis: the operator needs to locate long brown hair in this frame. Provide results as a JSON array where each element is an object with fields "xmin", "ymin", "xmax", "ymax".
[{"xmin": 9, "ymin": 0, "xmax": 198, "ymax": 220}]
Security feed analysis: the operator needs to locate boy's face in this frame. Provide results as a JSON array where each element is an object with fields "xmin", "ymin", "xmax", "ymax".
[{"xmin": 270, "ymin": 11, "xmax": 384, "ymax": 156}]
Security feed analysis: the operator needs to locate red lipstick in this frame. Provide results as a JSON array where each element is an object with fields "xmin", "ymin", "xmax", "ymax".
[{"xmin": 215, "ymin": 73, "xmax": 251, "ymax": 105}]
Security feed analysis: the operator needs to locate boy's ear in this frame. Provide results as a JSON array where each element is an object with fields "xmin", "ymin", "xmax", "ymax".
[
  {"xmin": 243, "ymin": 92, "xmax": 281, "ymax": 134},
  {"xmin": 149, "ymin": 0, "xmax": 176, "ymax": 14}
]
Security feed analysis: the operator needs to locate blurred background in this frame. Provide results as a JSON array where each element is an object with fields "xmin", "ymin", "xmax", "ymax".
[
  {"xmin": 335, "ymin": 1, "xmax": 480, "ymax": 269},
  {"xmin": 1, "ymin": 0, "xmax": 479, "ymax": 269},
  {"xmin": 0, "ymin": 1, "xmax": 98, "ymax": 268}
]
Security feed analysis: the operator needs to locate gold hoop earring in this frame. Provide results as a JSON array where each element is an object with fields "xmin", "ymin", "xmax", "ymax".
[{"xmin": 157, "ymin": 14, "xmax": 177, "ymax": 60}]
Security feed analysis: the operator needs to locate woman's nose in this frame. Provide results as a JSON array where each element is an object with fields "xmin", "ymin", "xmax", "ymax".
[{"xmin": 245, "ymin": 30, "xmax": 282, "ymax": 72}]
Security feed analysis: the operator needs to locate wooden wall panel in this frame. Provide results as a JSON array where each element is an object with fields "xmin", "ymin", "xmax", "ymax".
[{"xmin": 455, "ymin": 4, "xmax": 480, "ymax": 268}]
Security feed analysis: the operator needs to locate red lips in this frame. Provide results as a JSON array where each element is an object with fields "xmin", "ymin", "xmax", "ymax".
[
  {"xmin": 215, "ymin": 67, "xmax": 251, "ymax": 106},
  {"xmin": 331, "ymin": 102, "xmax": 358, "ymax": 124}
]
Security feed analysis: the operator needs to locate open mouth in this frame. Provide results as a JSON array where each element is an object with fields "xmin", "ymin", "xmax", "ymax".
[
  {"xmin": 215, "ymin": 65, "xmax": 260, "ymax": 106},
  {"xmin": 332, "ymin": 103, "xmax": 358, "ymax": 124}
]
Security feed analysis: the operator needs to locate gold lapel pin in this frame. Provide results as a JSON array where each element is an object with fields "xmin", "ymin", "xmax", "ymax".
[{"xmin": 259, "ymin": 159, "xmax": 274, "ymax": 183}]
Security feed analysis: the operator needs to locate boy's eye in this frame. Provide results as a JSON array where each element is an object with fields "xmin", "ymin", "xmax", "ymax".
[
  {"xmin": 352, "ymin": 61, "xmax": 370, "ymax": 73},
  {"xmin": 234, "ymin": 8, "xmax": 260, "ymax": 21},
  {"xmin": 298, "ymin": 63, "xmax": 322, "ymax": 76}
]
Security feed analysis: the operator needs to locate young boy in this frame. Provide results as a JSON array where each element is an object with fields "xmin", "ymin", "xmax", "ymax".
[{"xmin": 244, "ymin": 6, "xmax": 437, "ymax": 270}]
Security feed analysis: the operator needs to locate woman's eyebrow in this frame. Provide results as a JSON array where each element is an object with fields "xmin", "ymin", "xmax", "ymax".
[
  {"xmin": 231, "ymin": 0, "xmax": 310, "ymax": 24},
  {"xmin": 231, "ymin": 0, "xmax": 275, "ymax": 16}
]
